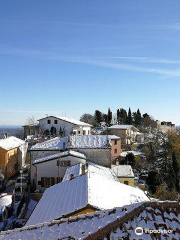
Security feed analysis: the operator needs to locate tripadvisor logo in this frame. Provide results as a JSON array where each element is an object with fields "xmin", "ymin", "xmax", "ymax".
[{"xmin": 135, "ymin": 227, "xmax": 143, "ymax": 235}]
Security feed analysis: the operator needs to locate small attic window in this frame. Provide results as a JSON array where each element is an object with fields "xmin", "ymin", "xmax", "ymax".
[
  {"xmin": 54, "ymin": 120, "xmax": 58, "ymax": 124},
  {"xmin": 47, "ymin": 120, "xmax": 51, "ymax": 124}
]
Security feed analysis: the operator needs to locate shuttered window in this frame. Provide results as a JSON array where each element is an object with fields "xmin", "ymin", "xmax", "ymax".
[
  {"xmin": 41, "ymin": 177, "xmax": 45, "ymax": 187},
  {"xmin": 51, "ymin": 177, "xmax": 55, "ymax": 185}
]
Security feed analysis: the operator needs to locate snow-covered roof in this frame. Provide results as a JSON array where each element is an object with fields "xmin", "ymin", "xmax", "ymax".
[
  {"xmin": 108, "ymin": 125, "xmax": 139, "ymax": 131},
  {"xmin": 62, "ymin": 163, "xmax": 83, "ymax": 182},
  {"xmin": 0, "ymin": 194, "xmax": 12, "ymax": 207},
  {"xmin": 38, "ymin": 116, "xmax": 92, "ymax": 127},
  {"xmin": 26, "ymin": 164, "xmax": 149, "ymax": 226},
  {"xmin": 2, "ymin": 201, "xmax": 179, "ymax": 240},
  {"xmin": 31, "ymin": 137, "xmax": 68, "ymax": 150},
  {"xmin": 31, "ymin": 135, "xmax": 111, "ymax": 150},
  {"xmin": 70, "ymin": 135, "xmax": 110, "ymax": 149},
  {"xmin": 108, "ymin": 135, "xmax": 120, "ymax": 140},
  {"xmin": 112, "ymin": 165, "xmax": 134, "ymax": 177},
  {"xmin": 120, "ymin": 150, "xmax": 143, "ymax": 157},
  {"xmin": 63, "ymin": 162, "xmax": 118, "ymax": 182},
  {"xmin": 0, "ymin": 136, "xmax": 25, "ymax": 151},
  {"xmin": 0, "ymin": 205, "xmax": 5, "ymax": 215},
  {"xmin": 33, "ymin": 150, "xmax": 86, "ymax": 164}
]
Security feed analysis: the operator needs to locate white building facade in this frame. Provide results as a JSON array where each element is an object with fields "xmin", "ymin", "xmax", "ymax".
[
  {"xmin": 38, "ymin": 116, "xmax": 92, "ymax": 137},
  {"xmin": 31, "ymin": 151, "xmax": 86, "ymax": 191}
]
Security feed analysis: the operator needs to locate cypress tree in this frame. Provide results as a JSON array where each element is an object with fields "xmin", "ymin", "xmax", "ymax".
[
  {"xmin": 127, "ymin": 107, "xmax": 132, "ymax": 124},
  {"xmin": 117, "ymin": 109, "xmax": 120, "ymax": 124},
  {"xmin": 107, "ymin": 108, "xmax": 112, "ymax": 126},
  {"xmin": 119, "ymin": 108, "xmax": 127, "ymax": 124}
]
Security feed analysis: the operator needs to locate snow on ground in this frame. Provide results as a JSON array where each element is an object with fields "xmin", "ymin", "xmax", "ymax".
[
  {"xmin": 108, "ymin": 125, "xmax": 138, "ymax": 130},
  {"xmin": 120, "ymin": 150, "xmax": 143, "ymax": 157}
]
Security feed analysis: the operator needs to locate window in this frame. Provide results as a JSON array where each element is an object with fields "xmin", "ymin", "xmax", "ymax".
[
  {"xmin": 38, "ymin": 181, "xmax": 41, "ymax": 185},
  {"xmin": 83, "ymin": 130, "xmax": 86, "ymax": 135},
  {"xmin": 57, "ymin": 177, "xmax": 63, "ymax": 183},
  {"xmin": 124, "ymin": 181, "xmax": 129, "ymax": 185},
  {"xmin": 47, "ymin": 120, "xmax": 51, "ymax": 124},
  {"xmin": 78, "ymin": 131, "xmax": 81, "ymax": 134},
  {"xmin": 114, "ymin": 140, "xmax": 117, "ymax": 145},
  {"xmin": 54, "ymin": 120, "xmax": 58, "ymax": 124},
  {"xmin": 60, "ymin": 161, "xmax": 71, "ymax": 167},
  {"xmin": 114, "ymin": 149, "xmax": 117, "ymax": 154},
  {"xmin": 44, "ymin": 177, "xmax": 51, "ymax": 187}
]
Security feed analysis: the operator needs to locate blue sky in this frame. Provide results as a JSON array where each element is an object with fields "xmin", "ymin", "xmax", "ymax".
[{"xmin": 0, "ymin": 0, "xmax": 180, "ymax": 125}]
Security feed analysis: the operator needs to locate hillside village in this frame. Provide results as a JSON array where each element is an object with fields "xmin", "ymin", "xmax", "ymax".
[{"xmin": 0, "ymin": 111, "xmax": 179, "ymax": 239}]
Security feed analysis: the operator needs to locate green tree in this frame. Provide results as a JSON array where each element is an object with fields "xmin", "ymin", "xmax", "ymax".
[
  {"xmin": 119, "ymin": 108, "xmax": 127, "ymax": 124},
  {"xmin": 117, "ymin": 109, "xmax": 120, "ymax": 124},
  {"xmin": 133, "ymin": 109, "xmax": 142, "ymax": 126},
  {"xmin": 107, "ymin": 108, "xmax": 112, "ymax": 126},
  {"xmin": 125, "ymin": 153, "xmax": 136, "ymax": 167},
  {"xmin": 146, "ymin": 170, "xmax": 162, "ymax": 194},
  {"xmin": 127, "ymin": 107, "xmax": 132, "ymax": 124},
  {"xmin": 94, "ymin": 110, "xmax": 103, "ymax": 126},
  {"xmin": 80, "ymin": 113, "xmax": 94, "ymax": 125}
]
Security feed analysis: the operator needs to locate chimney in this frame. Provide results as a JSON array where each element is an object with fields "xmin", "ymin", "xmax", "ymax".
[
  {"xmin": 70, "ymin": 174, "xmax": 75, "ymax": 180},
  {"xmin": 82, "ymin": 162, "xmax": 88, "ymax": 175},
  {"xmin": 116, "ymin": 159, "xmax": 119, "ymax": 166},
  {"xmin": 82, "ymin": 164, "xmax": 86, "ymax": 175},
  {"xmin": 63, "ymin": 142, "xmax": 66, "ymax": 151},
  {"xmin": 4, "ymin": 133, "xmax": 8, "ymax": 139}
]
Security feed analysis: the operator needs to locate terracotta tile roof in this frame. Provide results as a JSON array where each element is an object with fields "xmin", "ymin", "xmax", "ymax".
[{"xmin": 1, "ymin": 201, "xmax": 179, "ymax": 240}]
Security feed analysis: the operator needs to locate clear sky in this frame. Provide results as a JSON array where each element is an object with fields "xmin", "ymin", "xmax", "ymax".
[{"xmin": 0, "ymin": 0, "xmax": 180, "ymax": 125}]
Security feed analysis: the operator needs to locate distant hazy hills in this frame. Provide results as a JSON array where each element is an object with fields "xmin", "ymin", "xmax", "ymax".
[{"xmin": 0, "ymin": 126, "xmax": 23, "ymax": 139}]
